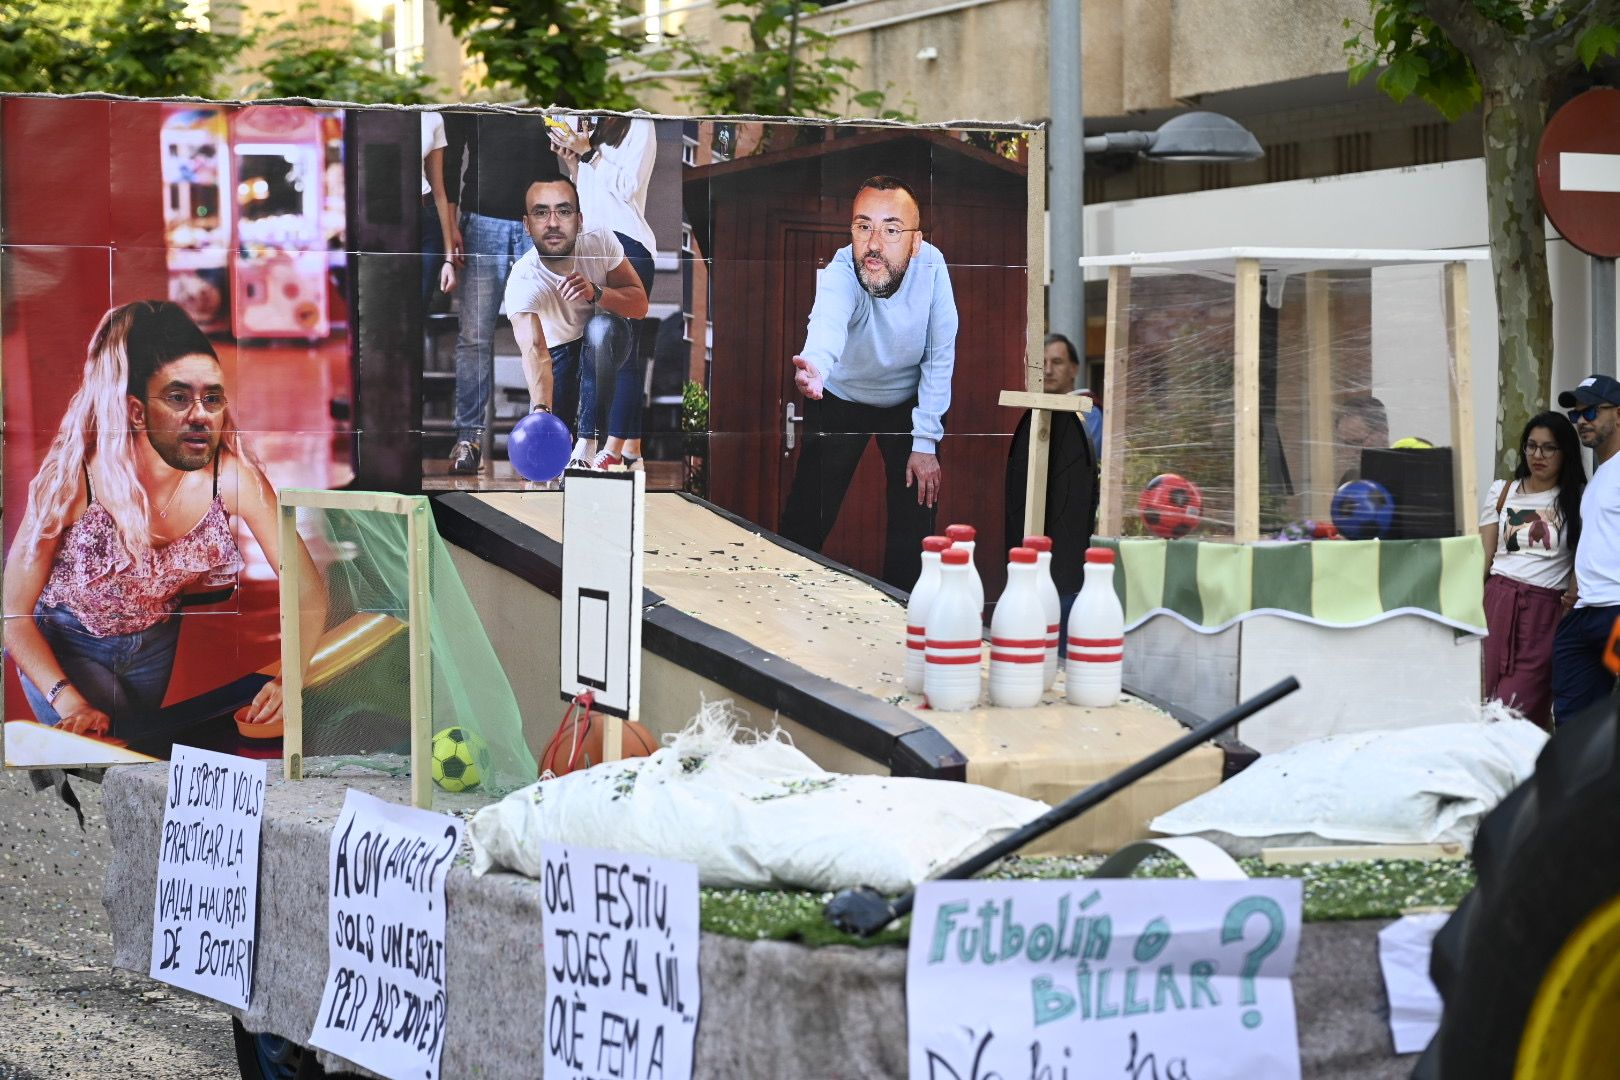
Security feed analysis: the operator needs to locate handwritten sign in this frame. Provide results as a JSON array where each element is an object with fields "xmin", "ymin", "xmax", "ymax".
[
  {"xmin": 540, "ymin": 843, "xmax": 701, "ymax": 1080},
  {"xmin": 907, "ymin": 879, "xmax": 1303, "ymax": 1080},
  {"xmin": 149, "ymin": 746, "xmax": 266, "ymax": 1009},
  {"xmin": 310, "ymin": 789, "xmax": 463, "ymax": 1080}
]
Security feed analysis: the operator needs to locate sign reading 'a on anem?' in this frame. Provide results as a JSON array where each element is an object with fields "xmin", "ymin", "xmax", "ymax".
[{"xmin": 1538, "ymin": 88, "xmax": 1620, "ymax": 258}]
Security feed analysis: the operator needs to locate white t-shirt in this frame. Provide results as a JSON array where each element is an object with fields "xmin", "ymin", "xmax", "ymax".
[
  {"xmin": 502, "ymin": 228, "xmax": 626, "ymax": 348},
  {"xmin": 421, "ymin": 112, "xmax": 446, "ymax": 197},
  {"xmin": 1480, "ymin": 479, "xmax": 1573, "ymax": 591},
  {"xmin": 1577, "ymin": 455, "xmax": 1620, "ymax": 607},
  {"xmin": 575, "ymin": 119, "xmax": 657, "ymax": 255}
]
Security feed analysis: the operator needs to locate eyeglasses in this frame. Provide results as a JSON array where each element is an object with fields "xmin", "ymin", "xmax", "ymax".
[
  {"xmin": 1567, "ymin": 404, "xmax": 1615, "ymax": 423},
  {"xmin": 1525, "ymin": 441, "xmax": 1562, "ymax": 458},
  {"xmin": 526, "ymin": 206, "xmax": 577, "ymax": 221},
  {"xmin": 151, "ymin": 390, "xmax": 227, "ymax": 415},
  {"xmin": 851, "ymin": 222, "xmax": 921, "ymax": 243}
]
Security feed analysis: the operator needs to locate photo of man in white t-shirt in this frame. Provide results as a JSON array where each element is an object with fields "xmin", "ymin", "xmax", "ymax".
[{"xmin": 502, "ymin": 177, "xmax": 648, "ymax": 466}]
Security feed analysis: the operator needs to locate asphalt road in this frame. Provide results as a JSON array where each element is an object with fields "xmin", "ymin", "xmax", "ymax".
[{"xmin": 0, "ymin": 769, "xmax": 239, "ymax": 1079}]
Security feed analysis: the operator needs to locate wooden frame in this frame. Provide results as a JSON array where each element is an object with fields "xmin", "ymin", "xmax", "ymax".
[
  {"xmin": 1305, "ymin": 272, "xmax": 1336, "ymax": 522},
  {"xmin": 279, "ymin": 488, "xmax": 436, "ymax": 809},
  {"xmin": 1098, "ymin": 266, "xmax": 1131, "ymax": 536},
  {"xmin": 1445, "ymin": 260, "xmax": 1479, "ymax": 536},
  {"xmin": 1233, "ymin": 258, "xmax": 1263, "ymax": 542}
]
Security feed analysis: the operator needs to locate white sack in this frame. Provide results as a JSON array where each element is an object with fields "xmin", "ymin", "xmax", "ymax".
[
  {"xmin": 1148, "ymin": 717, "xmax": 1546, "ymax": 856},
  {"xmin": 469, "ymin": 703, "xmax": 1049, "ymax": 893}
]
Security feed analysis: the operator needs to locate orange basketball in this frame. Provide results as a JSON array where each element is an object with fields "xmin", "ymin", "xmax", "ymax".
[{"xmin": 541, "ymin": 713, "xmax": 659, "ymax": 777}]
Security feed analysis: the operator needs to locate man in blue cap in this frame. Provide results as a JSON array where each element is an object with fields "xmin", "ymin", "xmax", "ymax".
[{"xmin": 1551, "ymin": 373, "xmax": 1620, "ymax": 722}]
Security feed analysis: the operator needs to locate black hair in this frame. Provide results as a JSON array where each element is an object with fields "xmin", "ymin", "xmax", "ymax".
[
  {"xmin": 1514, "ymin": 410, "xmax": 1587, "ymax": 552},
  {"xmin": 1045, "ymin": 332, "xmax": 1079, "ymax": 366},
  {"xmin": 854, "ymin": 175, "xmax": 921, "ymax": 216},
  {"xmin": 525, "ymin": 175, "xmax": 580, "ymax": 214},
  {"xmin": 590, "ymin": 116, "xmax": 631, "ymax": 150},
  {"xmin": 117, "ymin": 300, "xmax": 217, "ymax": 398}
]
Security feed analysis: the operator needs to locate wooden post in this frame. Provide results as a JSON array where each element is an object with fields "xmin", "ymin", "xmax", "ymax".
[
  {"xmin": 1099, "ymin": 266, "xmax": 1130, "ymax": 536},
  {"xmin": 406, "ymin": 501, "xmax": 434, "ymax": 809},
  {"xmin": 1305, "ymin": 272, "xmax": 1336, "ymax": 521},
  {"xmin": 1445, "ymin": 261, "xmax": 1478, "ymax": 535},
  {"xmin": 278, "ymin": 503, "xmax": 304, "ymax": 781},
  {"xmin": 1233, "ymin": 258, "xmax": 1262, "ymax": 542}
]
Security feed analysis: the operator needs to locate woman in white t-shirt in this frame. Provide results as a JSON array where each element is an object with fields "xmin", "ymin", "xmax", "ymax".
[{"xmin": 1480, "ymin": 411, "xmax": 1586, "ymax": 728}]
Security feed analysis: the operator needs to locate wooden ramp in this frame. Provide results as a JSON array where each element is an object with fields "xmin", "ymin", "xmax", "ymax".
[{"xmin": 434, "ymin": 491, "xmax": 1225, "ymax": 854}]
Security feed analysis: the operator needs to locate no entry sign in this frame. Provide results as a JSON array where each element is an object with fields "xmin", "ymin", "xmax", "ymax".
[{"xmin": 1538, "ymin": 88, "xmax": 1620, "ymax": 258}]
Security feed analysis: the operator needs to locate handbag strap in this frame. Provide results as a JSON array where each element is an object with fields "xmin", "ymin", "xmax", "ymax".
[{"xmin": 1496, "ymin": 478, "xmax": 1514, "ymax": 516}]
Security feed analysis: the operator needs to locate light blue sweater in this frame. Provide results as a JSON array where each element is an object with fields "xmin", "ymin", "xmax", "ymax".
[{"xmin": 798, "ymin": 242, "xmax": 959, "ymax": 454}]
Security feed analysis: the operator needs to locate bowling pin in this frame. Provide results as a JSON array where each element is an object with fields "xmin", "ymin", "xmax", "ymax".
[
  {"xmin": 905, "ymin": 535, "xmax": 952, "ymax": 694},
  {"xmin": 944, "ymin": 523, "xmax": 983, "ymax": 622},
  {"xmin": 1066, "ymin": 547, "xmax": 1124, "ymax": 707},
  {"xmin": 989, "ymin": 547, "xmax": 1047, "ymax": 707},
  {"xmin": 925, "ymin": 548, "xmax": 983, "ymax": 711},
  {"xmin": 1022, "ymin": 534, "xmax": 1062, "ymax": 690}
]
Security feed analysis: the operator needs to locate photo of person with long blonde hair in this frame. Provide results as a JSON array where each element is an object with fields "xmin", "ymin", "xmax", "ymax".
[{"xmin": 2, "ymin": 300, "xmax": 326, "ymax": 746}]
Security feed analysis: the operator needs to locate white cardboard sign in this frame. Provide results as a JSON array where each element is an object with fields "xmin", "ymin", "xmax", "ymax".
[
  {"xmin": 149, "ymin": 746, "xmax": 266, "ymax": 1009},
  {"xmin": 540, "ymin": 842, "xmax": 701, "ymax": 1080},
  {"xmin": 310, "ymin": 789, "xmax": 463, "ymax": 1080},
  {"xmin": 907, "ymin": 879, "xmax": 1303, "ymax": 1080}
]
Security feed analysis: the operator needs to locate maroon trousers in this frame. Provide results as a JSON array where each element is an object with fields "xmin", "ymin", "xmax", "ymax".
[{"xmin": 1483, "ymin": 573, "xmax": 1565, "ymax": 729}]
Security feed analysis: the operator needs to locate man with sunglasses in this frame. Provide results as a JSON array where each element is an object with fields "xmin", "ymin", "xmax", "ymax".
[
  {"xmin": 502, "ymin": 177, "xmax": 648, "ymax": 462},
  {"xmin": 779, "ymin": 175, "xmax": 959, "ymax": 589},
  {"xmin": 1551, "ymin": 374, "xmax": 1620, "ymax": 722}
]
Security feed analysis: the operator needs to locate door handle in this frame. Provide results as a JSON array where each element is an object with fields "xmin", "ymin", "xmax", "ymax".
[{"xmin": 784, "ymin": 402, "xmax": 803, "ymax": 451}]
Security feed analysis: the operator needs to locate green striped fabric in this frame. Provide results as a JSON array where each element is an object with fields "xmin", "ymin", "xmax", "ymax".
[{"xmin": 1093, "ymin": 537, "xmax": 1486, "ymax": 634}]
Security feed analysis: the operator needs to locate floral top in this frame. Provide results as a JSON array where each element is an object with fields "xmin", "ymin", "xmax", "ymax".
[{"xmin": 38, "ymin": 496, "xmax": 243, "ymax": 638}]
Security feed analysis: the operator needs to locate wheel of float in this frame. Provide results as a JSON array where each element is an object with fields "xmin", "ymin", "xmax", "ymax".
[
  {"xmin": 231, "ymin": 1019, "xmax": 330, "ymax": 1080},
  {"xmin": 1419, "ymin": 698, "xmax": 1620, "ymax": 1079}
]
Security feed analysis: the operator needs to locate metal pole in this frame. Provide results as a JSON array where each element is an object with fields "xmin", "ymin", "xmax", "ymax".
[
  {"xmin": 1048, "ymin": 0, "xmax": 1084, "ymax": 344},
  {"xmin": 1594, "ymin": 255, "xmax": 1616, "ymax": 378}
]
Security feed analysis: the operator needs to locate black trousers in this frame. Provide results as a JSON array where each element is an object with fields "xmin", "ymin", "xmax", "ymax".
[{"xmin": 778, "ymin": 391, "xmax": 937, "ymax": 589}]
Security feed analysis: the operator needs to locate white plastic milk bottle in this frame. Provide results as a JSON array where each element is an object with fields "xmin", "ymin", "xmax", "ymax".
[
  {"xmin": 989, "ymin": 547, "xmax": 1047, "ymax": 707},
  {"xmin": 945, "ymin": 523, "xmax": 984, "ymax": 623},
  {"xmin": 905, "ymin": 535, "xmax": 951, "ymax": 694},
  {"xmin": 1022, "ymin": 534, "xmax": 1062, "ymax": 689},
  {"xmin": 925, "ymin": 548, "xmax": 983, "ymax": 711},
  {"xmin": 1065, "ymin": 546, "xmax": 1124, "ymax": 707}
]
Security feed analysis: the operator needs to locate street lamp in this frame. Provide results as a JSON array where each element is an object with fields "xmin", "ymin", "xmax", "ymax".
[{"xmin": 1082, "ymin": 111, "xmax": 1266, "ymax": 162}]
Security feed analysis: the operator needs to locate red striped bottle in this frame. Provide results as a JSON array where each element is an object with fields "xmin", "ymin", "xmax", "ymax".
[
  {"xmin": 1022, "ymin": 534, "xmax": 1062, "ymax": 690},
  {"xmin": 924, "ymin": 548, "xmax": 983, "ymax": 711},
  {"xmin": 1065, "ymin": 547, "xmax": 1124, "ymax": 707},
  {"xmin": 944, "ymin": 523, "xmax": 983, "ymax": 624},
  {"xmin": 989, "ymin": 547, "xmax": 1046, "ymax": 707},
  {"xmin": 905, "ymin": 535, "xmax": 952, "ymax": 694}
]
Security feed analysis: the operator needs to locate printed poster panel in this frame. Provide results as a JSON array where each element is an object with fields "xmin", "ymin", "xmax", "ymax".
[{"xmin": 907, "ymin": 879, "xmax": 1304, "ymax": 1080}]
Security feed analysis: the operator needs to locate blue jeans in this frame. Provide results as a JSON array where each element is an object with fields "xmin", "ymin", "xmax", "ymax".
[
  {"xmin": 548, "ymin": 337, "xmax": 586, "ymax": 441},
  {"xmin": 454, "ymin": 212, "xmax": 534, "ymax": 441},
  {"xmin": 19, "ymin": 604, "xmax": 182, "ymax": 740},
  {"xmin": 581, "ymin": 234, "xmax": 655, "ymax": 440},
  {"xmin": 1551, "ymin": 604, "xmax": 1620, "ymax": 725},
  {"xmin": 421, "ymin": 200, "xmax": 444, "ymax": 305}
]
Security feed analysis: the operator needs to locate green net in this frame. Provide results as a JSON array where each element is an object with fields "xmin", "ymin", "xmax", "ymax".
[{"xmin": 293, "ymin": 496, "xmax": 537, "ymax": 801}]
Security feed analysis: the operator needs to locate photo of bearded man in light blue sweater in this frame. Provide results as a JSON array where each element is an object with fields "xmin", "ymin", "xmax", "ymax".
[{"xmin": 778, "ymin": 175, "xmax": 959, "ymax": 589}]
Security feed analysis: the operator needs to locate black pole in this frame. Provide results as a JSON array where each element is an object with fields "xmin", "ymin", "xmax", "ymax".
[{"xmin": 825, "ymin": 676, "xmax": 1300, "ymax": 936}]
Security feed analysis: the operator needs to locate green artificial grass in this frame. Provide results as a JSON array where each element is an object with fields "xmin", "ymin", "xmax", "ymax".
[{"xmin": 699, "ymin": 855, "xmax": 1477, "ymax": 947}]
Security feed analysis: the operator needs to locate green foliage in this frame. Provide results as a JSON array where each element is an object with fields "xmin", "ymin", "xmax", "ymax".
[
  {"xmin": 244, "ymin": 3, "xmax": 439, "ymax": 105},
  {"xmin": 0, "ymin": 0, "xmax": 243, "ymax": 97},
  {"xmin": 647, "ymin": 0, "xmax": 912, "ymax": 120},
  {"xmin": 681, "ymin": 379, "xmax": 710, "ymax": 434},
  {"xmin": 1344, "ymin": 0, "xmax": 1620, "ymax": 120},
  {"xmin": 432, "ymin": 0, "xmax": 642, "ymax": 108}
]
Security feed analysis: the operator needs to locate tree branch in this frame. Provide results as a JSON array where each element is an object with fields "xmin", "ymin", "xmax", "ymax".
[
  {"xmin": 1417, "ymin": 0, "xmax": 1502, "ymax": 63},
  {"xmin": 1531, "ymin": 0, "xmax": 1620, "ymax": 47}
]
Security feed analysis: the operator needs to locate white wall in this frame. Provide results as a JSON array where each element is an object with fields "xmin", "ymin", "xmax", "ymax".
[{"xmin": 1082, "ymin": 158, "xmax": 1612, "ymax": 488}]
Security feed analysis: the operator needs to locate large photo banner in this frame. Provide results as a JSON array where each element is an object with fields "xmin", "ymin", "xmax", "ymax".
[{"xmin": 2, "ymin": 99, "xmax": 1040, "ymax": 769}]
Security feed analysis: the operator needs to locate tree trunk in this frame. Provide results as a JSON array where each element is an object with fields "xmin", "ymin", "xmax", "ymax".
[{"xmin": 1479, "ymin": 65, "xmax": 1555, "ymax": 478}]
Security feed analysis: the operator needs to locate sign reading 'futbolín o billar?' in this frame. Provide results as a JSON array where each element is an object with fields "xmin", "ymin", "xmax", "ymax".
[{"xmin": 907, "ymin": 879, "xmax": 1303, "ymax": 1080}]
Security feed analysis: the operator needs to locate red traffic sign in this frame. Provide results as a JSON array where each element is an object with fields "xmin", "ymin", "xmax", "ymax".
[{"xmin": 1538, "ymin": 88, "xmax": 1620, "ymax": 258}]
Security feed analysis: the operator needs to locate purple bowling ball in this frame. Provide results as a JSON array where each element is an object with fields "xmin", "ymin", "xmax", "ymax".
[{"xmin": 509, "ymin": 410, "xmax": 571, "ymax": 482}]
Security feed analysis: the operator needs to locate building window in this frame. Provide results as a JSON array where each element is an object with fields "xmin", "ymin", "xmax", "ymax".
[
  {"xmin": 385, "ymin": 0, "xmax": 426, "ymax": 70},
  {"xmin": 683, "ymin": 313, "xmax": 694, "ymax": 342},
  {"xmin": 1335, "ymin": 132, "xmax": 1372, "ymax": 174},
  {"xmin": 1413, "ymin": 122, "xmax": 1449, "ymax": 165},
  {"xmin": 681, "ymin": 224, "xmax": 694, "ymax": 254},
  {"xmin": 1264, "ymin": 142, "xmax": 1299, "ymax": 183},
  {"xmin": 682, "ymin": 136, "xmax": 697, "ymax": 167}
]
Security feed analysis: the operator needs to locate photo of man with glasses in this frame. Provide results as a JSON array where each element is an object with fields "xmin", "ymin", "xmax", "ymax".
[
  {"xmin": 502, "ymin": 177, "xmax": 649, "ymax": 454},
  {"xmin": 1552, "ymin": 374, "xmax": 1620, "ymax": 722},
  {"xmin": 778, "ymin": 175, "xmax": 959, "ymax": 589}
]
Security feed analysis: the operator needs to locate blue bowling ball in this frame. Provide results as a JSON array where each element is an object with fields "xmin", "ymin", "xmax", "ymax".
[
  {"xmin": 1331, "ymin": 479, "xmax": 1395, "ymax": 540},
  {"xmin": 509, "ymin": 410, "xmax": 571, "ymax": 482}
]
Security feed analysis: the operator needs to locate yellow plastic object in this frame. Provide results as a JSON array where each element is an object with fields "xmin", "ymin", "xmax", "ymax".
[{"xmin": 1515, "ymin": 893, "xmax": 1620, "ymax": 1078}]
